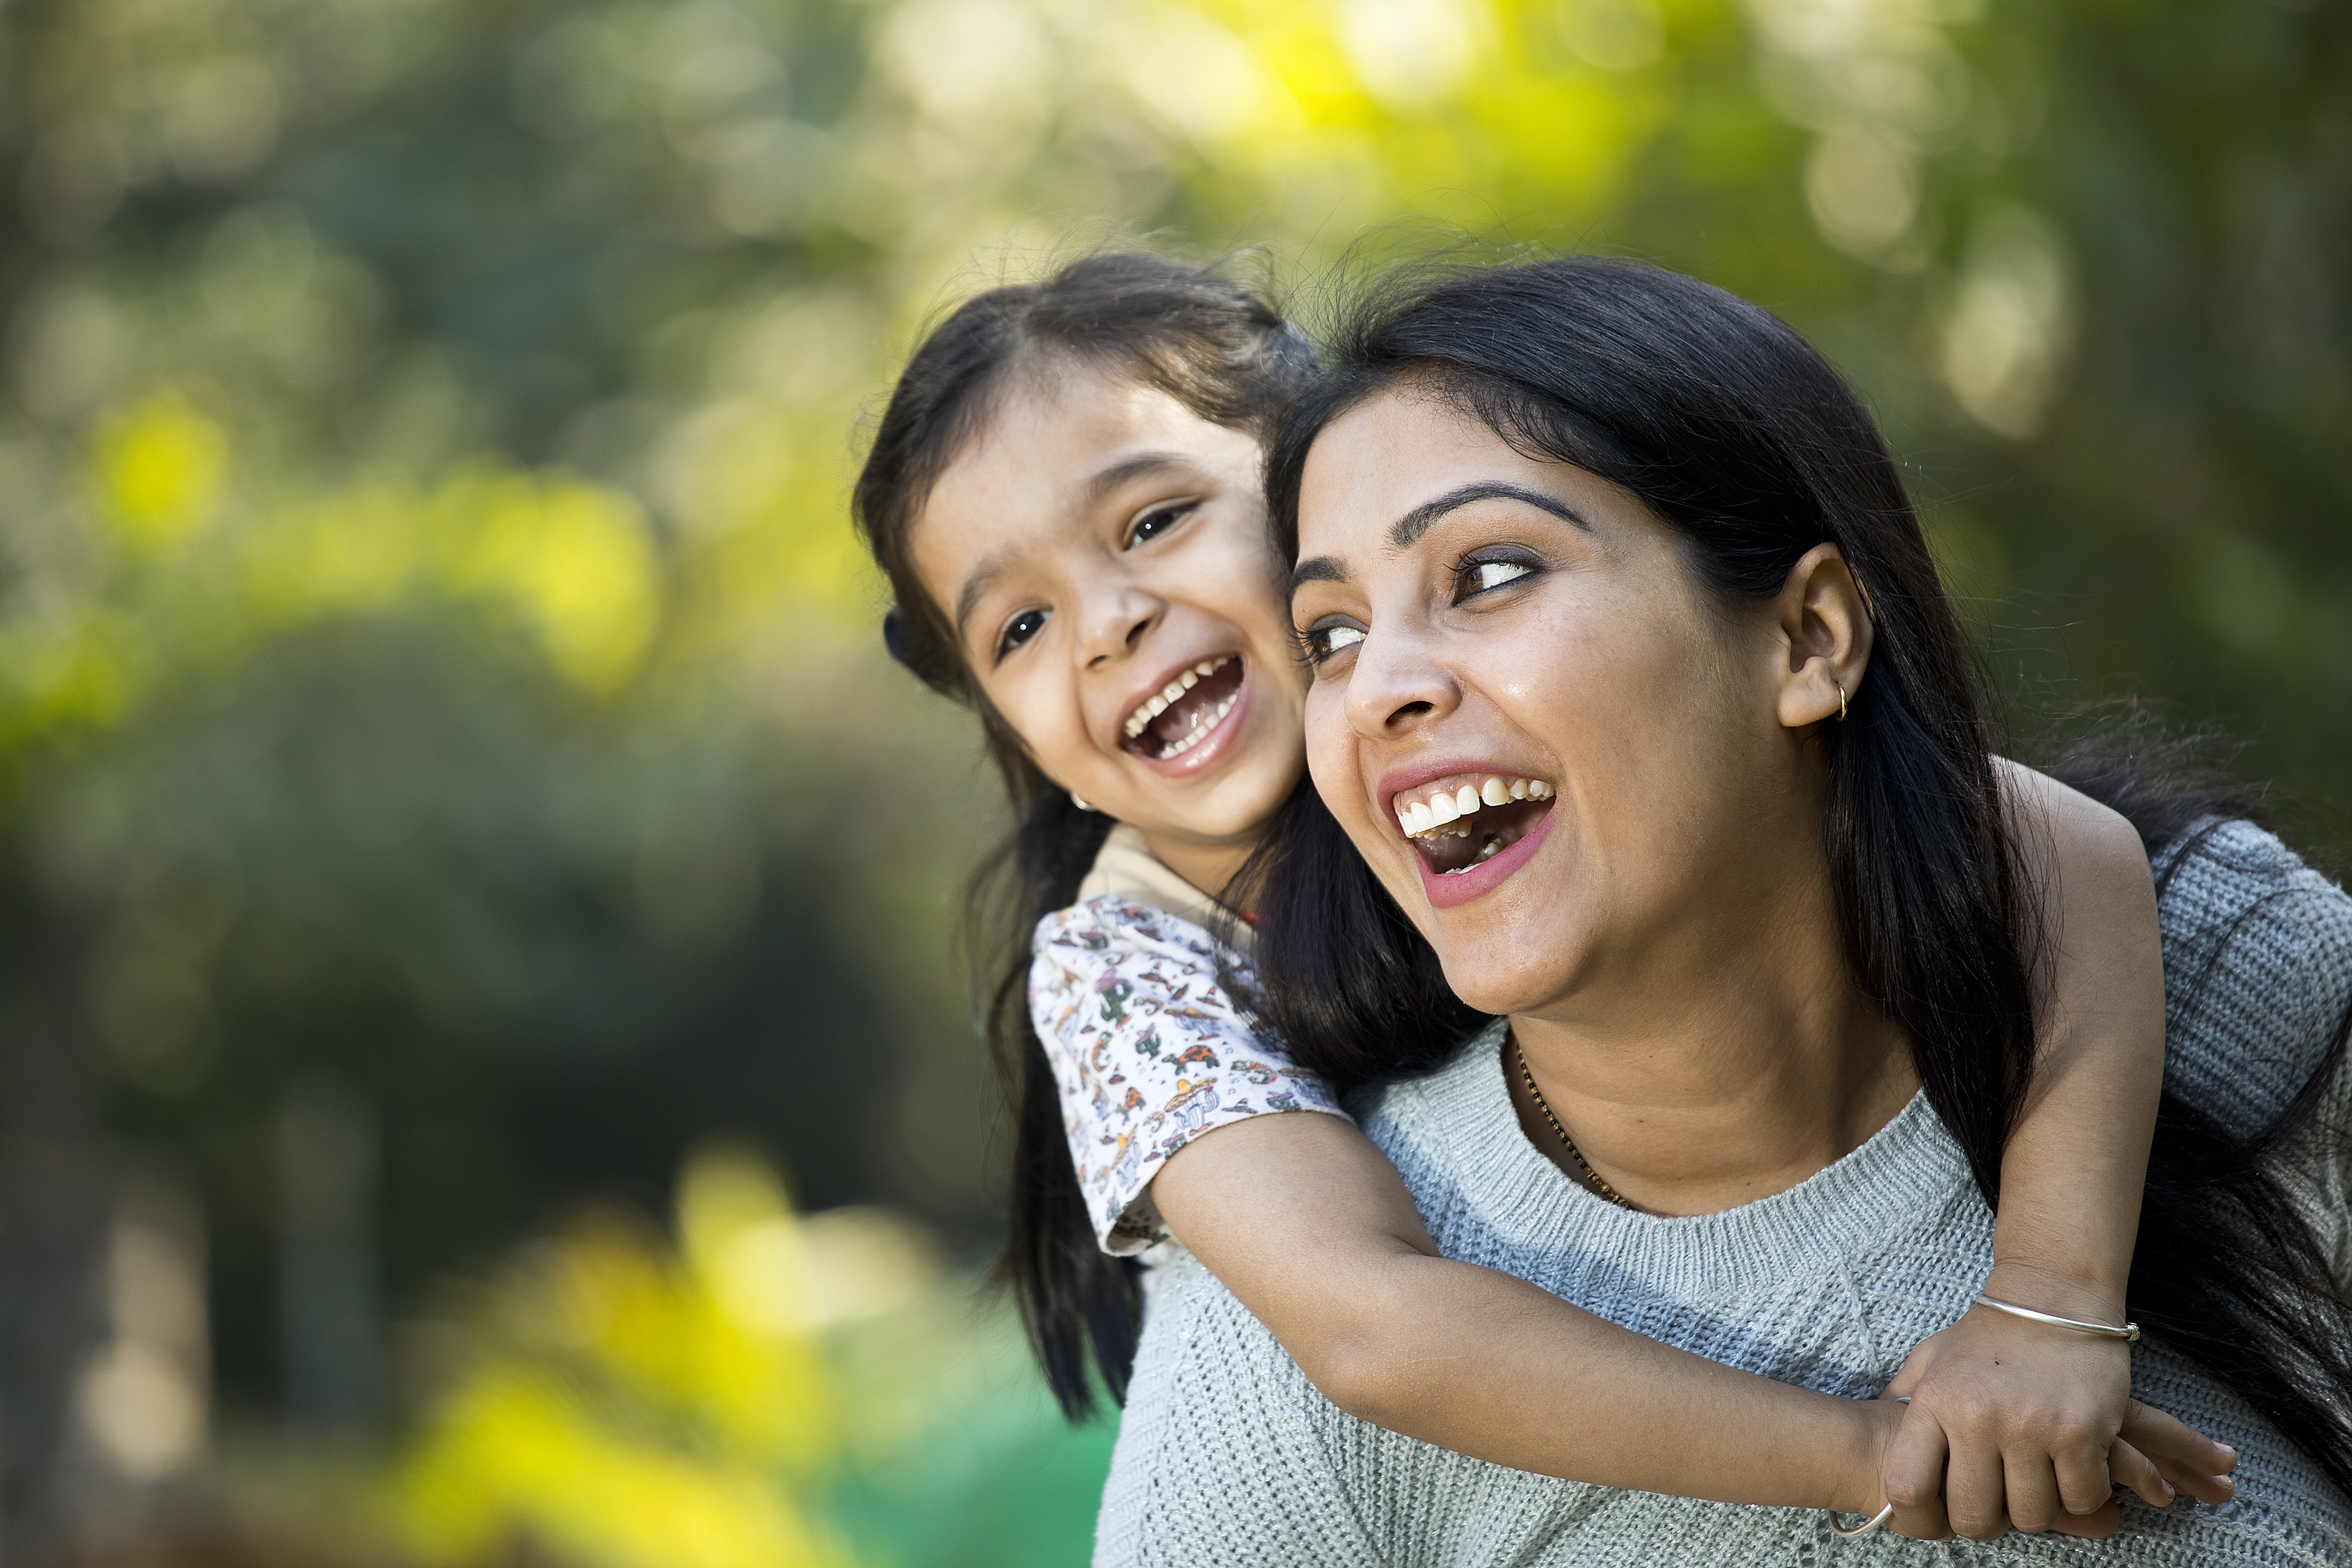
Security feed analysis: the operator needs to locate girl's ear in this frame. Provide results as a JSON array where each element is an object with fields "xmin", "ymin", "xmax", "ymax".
[{"xmin": 1771, "ymin": 543, "xmax": 1873, "ymax": 730}]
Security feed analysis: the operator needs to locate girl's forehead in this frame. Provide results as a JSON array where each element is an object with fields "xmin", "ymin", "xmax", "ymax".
[
  {"xmin": 925, "ymin": 375, "xmax": 1254, "ymax": 535},
  {"xmin": 906, "ymin": 369, "xmax": 1263, "ymax": 611},
  {"xmin": 968, "ymin": 366, "xmax": 1242, "ymax": 481}
]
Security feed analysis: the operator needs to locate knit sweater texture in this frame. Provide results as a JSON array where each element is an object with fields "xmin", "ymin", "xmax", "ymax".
[{"xmin": 1094, "ymin": 821, "xmax": 2352, "ymax": 1565}]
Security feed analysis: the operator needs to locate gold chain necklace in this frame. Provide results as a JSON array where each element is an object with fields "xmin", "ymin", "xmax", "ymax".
[{"xmin": 1512, "ymin": 1038, "xmax": 1639, "ymax": 1211}]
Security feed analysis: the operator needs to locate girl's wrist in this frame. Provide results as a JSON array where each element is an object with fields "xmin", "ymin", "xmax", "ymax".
[{"xmin": 1833, "ymin": 1398, "xmax": 1905, "ymax": 1518}]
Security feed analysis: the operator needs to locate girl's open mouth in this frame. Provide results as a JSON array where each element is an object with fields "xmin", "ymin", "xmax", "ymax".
[
  {"xmin": 1122, "ymin": 655, "xmax": 1245, "ymax": 761},
  {"xmin": 1394, "ymin": 773, "xmax": 1556, "ymax": 875}
]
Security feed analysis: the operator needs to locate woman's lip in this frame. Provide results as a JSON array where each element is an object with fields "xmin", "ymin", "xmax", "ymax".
[
  {"xmin": 1131, "ymin": 661, "xmax": 1252, "ymax": 778},
  {"xmin": 1415, "ymin": 804, "xmax": 1555, "ymax": 910},
  {"xmin": 1376, "ymin": 758, "xmax": 1544, "ymax": 822}
]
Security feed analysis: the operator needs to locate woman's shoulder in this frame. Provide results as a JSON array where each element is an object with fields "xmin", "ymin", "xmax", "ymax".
[{"xmin": 2153, "ymin": 818, "xmax": 2352, "ymax": 1136}]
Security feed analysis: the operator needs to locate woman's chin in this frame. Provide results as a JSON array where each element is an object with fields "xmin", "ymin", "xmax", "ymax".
[{"xmin": 1432, "ymin": 945, "xmax": 1565, "ymax": 1019}]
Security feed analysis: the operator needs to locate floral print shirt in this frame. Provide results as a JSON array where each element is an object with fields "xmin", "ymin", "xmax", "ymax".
[{"xmin": 1030, "ymin": 894, "xmax": 1351, "ymax": 1255}]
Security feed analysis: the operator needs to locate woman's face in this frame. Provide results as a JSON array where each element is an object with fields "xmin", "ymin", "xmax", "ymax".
[
  {"xmin": 908, "ymin": 362, "xmax": 1306, "ymax": 861},
  {"xmin": 1289, "ymin": 383, "xmax": 1842, "ymax": 1018}
]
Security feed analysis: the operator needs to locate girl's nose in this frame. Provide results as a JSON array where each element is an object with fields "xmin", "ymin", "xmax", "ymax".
[
  {"xmin": 1343, "ymin": 621, "xmax": 1460, "ymax": 739},
  {"xmin": 1077, "ymin": 584, "xmax": 1162, "ymax": 669}
]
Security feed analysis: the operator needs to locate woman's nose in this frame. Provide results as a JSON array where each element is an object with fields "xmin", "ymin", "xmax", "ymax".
[
  {"xmin": 1343, "ymin": 623, "xmax": 1459, "ymax": 739},
  {"xmin": 1077, "ymin": 584, "xmax": 1162, "ymax": 668}
]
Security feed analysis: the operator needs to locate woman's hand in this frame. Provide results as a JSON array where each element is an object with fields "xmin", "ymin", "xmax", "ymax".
[{"xmin": 1876, "ymin": 1309, "xmax": 2237, "ymax": 1540}]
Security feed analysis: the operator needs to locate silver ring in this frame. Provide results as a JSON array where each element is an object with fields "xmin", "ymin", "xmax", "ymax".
[{"xmin": 1828, "ymin": 1502, "xmax": 1895, "ymax": 1539}]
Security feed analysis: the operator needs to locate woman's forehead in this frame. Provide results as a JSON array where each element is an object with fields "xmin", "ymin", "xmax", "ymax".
[{"xmin": 1297, "ymin": 390, "xmax": 1555, "ymax": 549}]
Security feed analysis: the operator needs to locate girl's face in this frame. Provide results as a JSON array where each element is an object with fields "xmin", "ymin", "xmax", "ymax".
[
  {"xmin": 1288, "ymin": 383, "xmax": 1852, "ymax": 1019},
  {"xmin": 908, "ymin": 363, "xmax": 1306, "ymax": 867}
]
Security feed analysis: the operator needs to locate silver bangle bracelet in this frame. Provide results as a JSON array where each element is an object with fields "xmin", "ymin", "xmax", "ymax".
[
  {"xmin": 1973, "ymin": 1291, "xmax": 2141, "ymax": 1342},
  {"xmin": 1828, "ymin": 1502, "xmax": 1895, "ymax": 1538}
]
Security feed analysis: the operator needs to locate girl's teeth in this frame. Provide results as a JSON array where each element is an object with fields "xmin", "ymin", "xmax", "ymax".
[
  {"xmin": 1509, "ymin": 778, "xmax": 1528, "ymax": 800},
  {"xmin": 1125, "ymin": 656, "xmax": 1237, "ymax": 741},
  {"xmin": 1428, "ymin": 794, "xmax": 1460, "ymax": 826},
  {"xmin": 1481, "ymin": 778, "xmax": 1510, "ymax": 807},
  {"xmin": 1152, "ymin": 691, "xmax": 1239, "ymax": 760},
  {"xmin": 1454, "ymin": 785, "xmax": 1480, "ymax": 814}
]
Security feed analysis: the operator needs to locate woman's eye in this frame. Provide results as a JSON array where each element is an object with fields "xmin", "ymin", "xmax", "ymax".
[
  {"xmin": 1466, "ymin": 559, "xmax": 1534, "ymax": 594},
  {"xmin": 997, "ymin": 609, "xmax": 1048, "ymax": 660},
  {"xmin": 1127, "ymin": 502, "xmax": 1198, "ymax": 547},
  {"xmin": 1305, "ymin": 623, "xmax": 1365, "ymax": 663}
]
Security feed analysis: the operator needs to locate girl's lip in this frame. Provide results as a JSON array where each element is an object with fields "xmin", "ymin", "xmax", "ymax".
[
  {"xmin": 1131, "ymin": 660, "xmax": 1252, "ymax": 779},
  {"xmin": 1415, "ymin": 802, "xmax": 1555, "ymax": 910}
]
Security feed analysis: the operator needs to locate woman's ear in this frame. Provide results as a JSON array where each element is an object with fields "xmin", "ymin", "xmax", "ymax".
[{"xmin": 1771, "ymin": 543, "xmax": 1873, "ymax": 731}]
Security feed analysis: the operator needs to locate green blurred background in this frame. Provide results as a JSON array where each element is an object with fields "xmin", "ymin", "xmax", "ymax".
[{"xmin": 0, "ymin": 0, "xmax": 2343, "ymax": 1562}]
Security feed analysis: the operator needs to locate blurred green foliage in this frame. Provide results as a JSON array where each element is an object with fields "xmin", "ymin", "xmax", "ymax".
[
  {"xmin": 0, "ymin": 0, "xmax": 2341, "ymax": 1561},
  {"xmin": 392, "ymin": 1146, "xmax": 1107, "ymax": 1568}
]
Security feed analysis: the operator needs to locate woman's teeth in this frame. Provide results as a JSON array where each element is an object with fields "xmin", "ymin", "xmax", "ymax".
[{"xmin": 1395, "ymin": 775, "xmax": 1553, "ymax": 838}]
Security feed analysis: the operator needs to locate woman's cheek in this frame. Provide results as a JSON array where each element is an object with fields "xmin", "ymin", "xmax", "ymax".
[{"xmin": 1301, "ymin": 688, "xmax": 1366, "ymax": 824}]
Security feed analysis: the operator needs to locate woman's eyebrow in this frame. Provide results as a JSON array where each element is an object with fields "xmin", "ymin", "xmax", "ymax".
[
  {"xmin": 1389, "ymin": 480, "xmax": 1590, "ymax": 548},
  {"xmin": 1288, "ymin": 556, "xmax": 1346, "ymax": 599}
]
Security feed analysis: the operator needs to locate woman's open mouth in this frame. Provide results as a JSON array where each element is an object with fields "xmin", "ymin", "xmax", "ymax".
[
  {"xmin": 1394, "ymin": 773, "xmax": 1555, "ymax": 875},
  {"xmin": 1121, "ymin": 655, "xmax": 1245, "ymax": 762}
]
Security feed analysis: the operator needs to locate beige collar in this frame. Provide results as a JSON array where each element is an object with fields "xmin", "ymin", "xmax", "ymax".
[{"xmin": 1076, "ymin": 823, "xmax": 1254, "ymax": 953}]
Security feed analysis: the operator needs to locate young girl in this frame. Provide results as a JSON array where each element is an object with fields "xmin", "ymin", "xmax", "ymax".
[{"xmin": 851, "ymin": 252, "xmax": 2235, "ymax": 1538}]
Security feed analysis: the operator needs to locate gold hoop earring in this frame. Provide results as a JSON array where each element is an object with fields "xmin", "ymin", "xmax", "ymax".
[{"xmin": 1835, "ymin": 681, "xmax": 1849, "ymax": 723}]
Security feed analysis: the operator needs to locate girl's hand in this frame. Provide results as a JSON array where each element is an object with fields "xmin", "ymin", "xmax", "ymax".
[{"xmin": 1876, "ymin": 1309, "xmax": 2237, "ymax": 1540}]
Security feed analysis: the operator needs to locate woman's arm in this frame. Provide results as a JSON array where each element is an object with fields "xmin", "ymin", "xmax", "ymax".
[{"xmin": 1879, "ymin": 761, "xmax": 2234, "ymax": 1538}]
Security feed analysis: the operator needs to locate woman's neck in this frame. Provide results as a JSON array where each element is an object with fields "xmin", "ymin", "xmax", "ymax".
[{"xmin": 1506, "ymin": 883, "xmax": 1919, "ymax": 1218}]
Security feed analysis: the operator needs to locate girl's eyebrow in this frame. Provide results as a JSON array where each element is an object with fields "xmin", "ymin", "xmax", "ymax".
[
  {"xmin": 954, "ymin": 546, "xmax": 1017, "ymax": 638},
  {"xmin": 1083, "ymin": 450, "xmax": 1198, "ymax": 504},
  {"xmin": 954, "ymin": 454, "xmax": 1210, "ymax": 637}
]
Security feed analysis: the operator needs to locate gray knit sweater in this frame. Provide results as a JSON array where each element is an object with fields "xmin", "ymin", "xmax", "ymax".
[{"xmin": 1094, "ymin": 821, "xmax": 2352, "ymax": 1564}]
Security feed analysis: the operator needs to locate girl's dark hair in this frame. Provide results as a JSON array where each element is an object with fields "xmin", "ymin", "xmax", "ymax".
[
  {"xmin": 850, "ymin": 251, "xmax": 1314, "ymax": 1419},
  {"xmin": 1253, "ymin": 257, "xmax": 2352, "ymax": 1492}
]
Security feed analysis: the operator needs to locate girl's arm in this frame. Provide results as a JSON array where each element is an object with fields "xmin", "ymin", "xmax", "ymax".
[
  {"xmin": 1155, "ymin": 1111, "xmax": 1892, "ymax": 1511},
  {"xmin": 1879, "ymin": 763, "xmax": 2234, "ymax": 1539},
  {"xmin": 1157, "ymin": 1095, "xmax": 2215, "ymax": 1524},
  {"xmin": 1038, "ymin": 892, "xmax": 2216, "ymax": 1530},
  {"xmin": 1032, "ymin": 895, "xmax": 1894, "ymax": 1512}
]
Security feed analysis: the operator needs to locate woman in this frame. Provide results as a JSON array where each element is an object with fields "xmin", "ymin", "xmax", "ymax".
[{"xmin": 1091, "ymin": 258, "xmax": 2352, "ymax": 1564}]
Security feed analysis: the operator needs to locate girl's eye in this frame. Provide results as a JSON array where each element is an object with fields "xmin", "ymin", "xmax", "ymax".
[
  {"xmin": 997, "ymin": 609, "xmax": 1048, "ymax": 660},
  {"xmin": 1465, "ymin": 558, "xmax": 1534, "ymax": 594},
  {"xmin": 1303, "ymin": 622, "xmax": 1365, "ymax": 664},
  {"xmin": 1127, "ymin": 502, "xmax": 1198, "ymax": 548}
]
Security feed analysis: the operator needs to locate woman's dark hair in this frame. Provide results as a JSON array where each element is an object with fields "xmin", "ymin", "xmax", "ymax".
[
  {"xmin": 1252, "ymin": 257, "xmax": 2352, "ymax": 1492},
  {"xmin": 850, "ymin": 251, "xmax": 1314, "ymax": 1419}
]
